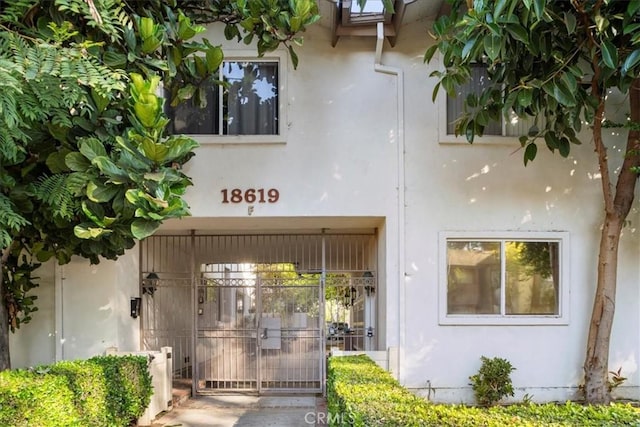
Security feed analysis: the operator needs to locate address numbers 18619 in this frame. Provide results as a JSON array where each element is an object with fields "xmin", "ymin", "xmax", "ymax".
[{"xmin": 221, "ymin": 188, "xmax": 280, "ymax": 204}]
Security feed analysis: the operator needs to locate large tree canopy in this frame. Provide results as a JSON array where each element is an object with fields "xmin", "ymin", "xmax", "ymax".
[
  {"xmin": 426, "ymin": 0, "xmax": 640, "ymax": 404},
  {"xmin": 0, "ymin": 0, "xmax": 319, "ymax": 370}
]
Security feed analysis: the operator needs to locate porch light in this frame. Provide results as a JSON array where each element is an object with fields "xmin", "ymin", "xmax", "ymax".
[
  {"xmin": 143, "ymin": 272, "xmax": 159, "ymax": 296},
  {"xmin": 363, "ymin": 271, "xmax": 375, "ymax": 295}
]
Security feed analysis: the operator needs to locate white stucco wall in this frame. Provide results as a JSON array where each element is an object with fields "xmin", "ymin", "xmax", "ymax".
[{"xmin": 10, "ymin": 16, "xmax": 639, "ymax": 404}]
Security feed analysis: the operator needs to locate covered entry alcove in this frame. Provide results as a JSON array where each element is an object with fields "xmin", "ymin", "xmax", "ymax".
[{"xmin": 139, "ymin": 228, "xmax": 380, "ymax": 394}]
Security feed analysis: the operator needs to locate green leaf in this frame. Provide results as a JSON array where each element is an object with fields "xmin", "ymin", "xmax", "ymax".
[
  {"xmin": 628, "ymin": 0, "xmax": 640, "ymax": 17},
  {"xmin": 163, "ymin": 136, "xmax": 199, "ymax": 163},
  {"xmin": 601, "ymin": 40, "xmax": 618, "ymax": 69},
  {"xmin": 532, "ymin": 0, "xmax": 545, "ymax": 20},
  {"xmin": 288, "ymin": 45, "xmax": 299, "ymax": 69},
  {"xmin": 552, "ymin": 79, "xmax": 576, "ymax": 107},
  {"xmin": 623, "ymin": 23, "xmax": 640, "ymax": 35},
  {"xmin": 483, "ymin": 35, "xmax": 501, "ymax": 62},
  {"xmin": 46, "ymin": 150, "xmax": 71, "ymax": 173},
  {"xmin": 517, "ymin": 88, "xmax": 533, "ymax": 107},
  {"xmin": 563, "ymin": 12, "xmax": 576, "ymax": 34},
  {"xmin": 506, "ymin": 24, "xmax": 529, "ymax": 43},
  {"xmin": 622, "ymin": 49, "xmax": 640, "ymax": 75},
  {"xmin": 87, "ymin": 181, "xmax": 119, "ymax": 203},
  {"xmin": 131, "ymin": 219, "xmax": 160, "ymax": 239},
  {"xmin": 494, "ymin": 0, "xmax": 508, "ymax": 17},
  {"xmin": 424, "ymin": 44, "xmax": 439, "ymax": 63},
  {"xmin": 91, "ymin": 156, "xmax": 129, "ymax": 183},
  {"xmin": 462, "ymin": 36, "xmax": 479, "ymax": 60},
  {"xmin": 544, "ymin": 132, "xmax": 559, "ymax": 152},
  {"xmin": 65, "ymin": 152, "xmax": 91, "ymax": 172},
  {"xmin": 558, "ymin": 137, "xmax": 571, "ymax": 157},
  {"xmin": 205, "ymin": 46, "xmax": 224, "ymax": 73},
  {"xmin": 524, "ymin": 143, "xmax": 537, "ymax": 166},
  {"xmin": 141, "ymin": 140, "xmax": 169, "ymax": 163},
  {"xmin": 74, "ymin": 224, "xmax": 112, "ymax": 239},
  {"xmin": 103, "ymin": 51, "xmax": 127, "ymax": 67},
  {"xmin": 79, "ymin": 138, "xmax": 107, "ymax": 161}
]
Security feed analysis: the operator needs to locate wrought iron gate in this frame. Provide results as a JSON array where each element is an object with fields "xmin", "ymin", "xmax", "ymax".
[{"xmin": 140, "ymin": 233, "xmax": 377, "ymax": 394}]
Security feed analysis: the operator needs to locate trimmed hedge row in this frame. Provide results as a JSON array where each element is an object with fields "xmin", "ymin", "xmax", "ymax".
[
  {"xmin": 326, "ymin": 355, "xmax": 640, "ymax": 426},
  {"xmin": 0, "ymin": 355, "xmax": 153, "ymax": 427},
  {"xmin": 327, "ymin": 354, "xmax": 436, "ymax": 426}
]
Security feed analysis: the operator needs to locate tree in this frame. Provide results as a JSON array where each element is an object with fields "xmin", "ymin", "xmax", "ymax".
[
  {"xmin": 425, "ymin": 0, "xmax": 640, "ymax": 404},
  {"xmin": 0, "ymin": 0, "xmax": 319, "ymax": 371}
]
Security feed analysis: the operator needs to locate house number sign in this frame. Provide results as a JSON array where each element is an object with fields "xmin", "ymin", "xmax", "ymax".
[{"xmin": 221, "ymin": 188, "xmax": 280, "ymax": 204}]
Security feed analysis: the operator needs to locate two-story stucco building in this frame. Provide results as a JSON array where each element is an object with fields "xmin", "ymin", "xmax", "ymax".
[{"xmin": 11, "ymin": 1, "xmax": 640, "ymax": 403}]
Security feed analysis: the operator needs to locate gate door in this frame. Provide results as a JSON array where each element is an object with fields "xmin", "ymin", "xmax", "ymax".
[
  {"xmin": 259, "ymin": 272, "xmax": 321, "ymax": 392},
  {"xmin": 196, "ymin": 263, "xmax": 322, "ymax": 393},
  {"xmin": 141, "ymin": 233, "xmax": 376, "ymax": 395}
]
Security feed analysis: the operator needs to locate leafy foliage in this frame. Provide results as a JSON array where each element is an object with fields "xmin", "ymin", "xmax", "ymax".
[
  {"xmin": 327, "ymin": 355, "xmax": 640, "ymax": 426},
  {"xmin": 425, "ymin": 0, "xmax": 640, "ymax": 164},
  {"xmin": 0, "ymin": 0, "xmax": 320, "ymax": 367},
  {"xmin": 469, "ymin": 356, "xmax": 515, "ymax": 406},
  {"xmin": 0, "ymin": 355, "xmax": 152, "ymax": 426},
  {"xmin": 426, "ymin": 0, "xmax": 640, "ymax": 404}
]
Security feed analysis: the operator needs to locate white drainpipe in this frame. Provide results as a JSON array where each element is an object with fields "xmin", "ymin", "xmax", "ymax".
[{"xmin": 374, "ymin": 21, "xmax": 406, "ymax": 383}]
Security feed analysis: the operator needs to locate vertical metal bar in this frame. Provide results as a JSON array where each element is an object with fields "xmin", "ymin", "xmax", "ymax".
[
  {"xmin": 190, "ymin": 231, "xmax": 197, "ymax": 396},
  {"xmin": 320, "ymin": 231, "xmax": 327, "ymax": 395},
  {"xmin": 256, "ymin": 245, "xmax": 262, "ymax": 393}
]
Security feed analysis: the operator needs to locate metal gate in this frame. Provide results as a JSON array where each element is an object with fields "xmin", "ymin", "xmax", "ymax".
[{"xmin": 140, "ymin": 232, "xmax": 377, "ymax": 394}]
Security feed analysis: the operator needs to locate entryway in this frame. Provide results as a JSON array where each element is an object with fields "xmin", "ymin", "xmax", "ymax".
[{"xmin": 139, "ymin": 232, "xmax": 378, "ymax": 395}]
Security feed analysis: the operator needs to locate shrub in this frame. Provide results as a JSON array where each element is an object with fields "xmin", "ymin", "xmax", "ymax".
[
  {"xmin": 327, "ymin": 354, "xmax": 640, "ymax": 426},
  {"xmin": 327, "ymin": 355, "xmax": 436, "ymax": 426},
  {"xmin": 469, "ymin": 356, "xmax": 515, "ymax": 406},
  {"xmin": 0, "ymin": 369, "xmax": 82, "ymax": 426},
  {"xmin": 0, "ymin": 355, "xmax": 152, "ymax": 427}
]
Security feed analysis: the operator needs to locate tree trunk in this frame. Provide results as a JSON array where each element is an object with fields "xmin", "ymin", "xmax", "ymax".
[
  {"xmin": 583, "ymin": 215, "xmax": 622, "ymax": 404},
  {"xmin": 583, "ymin": 78, "xmax": 640, "ymax": 404},
  {"xmin": 0, "ymin": 247, "xmax": 11, "ymax": 371}
]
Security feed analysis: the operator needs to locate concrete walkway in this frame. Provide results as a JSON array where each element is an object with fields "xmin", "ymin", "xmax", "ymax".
[{"xmin": 150, "ymin": 395, "xmax": 327, "ymax": 427}]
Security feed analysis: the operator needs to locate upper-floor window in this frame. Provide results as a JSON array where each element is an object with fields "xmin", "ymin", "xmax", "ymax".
[
  {"xmin": 166, "ymin": 53, "xmax": 286, "ymax": 144},
  {"xmin": 439, "ymin": 231, "xmax": 569, "ymax": 325},
  {"xmin": 440, "ymin": 64, "xmax": 537, "ymax": 143}
]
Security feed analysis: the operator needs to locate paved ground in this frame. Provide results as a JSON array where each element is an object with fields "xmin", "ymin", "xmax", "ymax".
[{"xmin": 150, "ymin": 395, "xmax": 327, "ymax": 427}]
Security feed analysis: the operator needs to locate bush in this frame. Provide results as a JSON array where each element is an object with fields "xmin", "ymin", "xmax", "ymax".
[
  {"xmin": 327, "ymin": 354, "xmax": 640, "ymax": 426},
  {"xmin": 0, "ymin": 355, "xmax": 152, "ymax": 427},
  {"xmin": 327, "ymin": 354, "xmax": 435, "ymax": 426},
  {"xmin": 469, "ymin": 356, "xmax": 515, "ymax": 406}
]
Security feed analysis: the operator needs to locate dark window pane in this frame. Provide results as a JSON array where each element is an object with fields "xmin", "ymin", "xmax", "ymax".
[
  {"xmin": 223, "ymin": 62, "xmax": 278, "ymax": 135},
  {"xmin": 166, "ymin": 81, "xmax": 219, "ymax": 134},
  {"xmin": 166, "ymin": 61, "xmax": 279, "ymax": 136}
]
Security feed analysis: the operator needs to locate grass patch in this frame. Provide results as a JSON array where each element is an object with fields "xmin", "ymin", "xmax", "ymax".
[{"xmin": 327, "ymin": 354, "xmax": 640, "ymax": 426}]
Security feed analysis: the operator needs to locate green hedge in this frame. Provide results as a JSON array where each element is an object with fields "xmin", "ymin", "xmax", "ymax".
[
  {"xmin": 326, "ymin": 355, "xmax": 640, "ymax": 427},
  {"xmin": 327, "ymin": 354, "xmax": 436, "ymax": 426},
  {"xmin": 0, "ymin": 355, "xmax": 153, "ymax": 427}
]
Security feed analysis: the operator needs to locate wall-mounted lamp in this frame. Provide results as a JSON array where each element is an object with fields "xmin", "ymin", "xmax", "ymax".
[
  {"xmin": 130, "ymin": 297, "xmax": 142, "ymax": 318},
  {"xmin": 363, "ymin": 271, "xmax": 375, "ymax": 295},
  {"xmin": 143, "ymin": 272, "xmax": 159, "ymax": 296}
]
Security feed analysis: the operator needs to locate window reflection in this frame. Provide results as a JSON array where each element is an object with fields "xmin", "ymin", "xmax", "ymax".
[
  {"xmin": 167, "ymin": 61, "xmax": 278, "ymax": 136},
  {"xmin": 447, "ymin": 240, "xmax": 559, "ymax": 316}
]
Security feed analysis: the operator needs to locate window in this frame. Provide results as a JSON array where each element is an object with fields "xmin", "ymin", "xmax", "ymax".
[
  {"xmin": 439, "ymin": 232, "xmax": 569, "ymax": 325},
  {"xmin": 166, "ymin": 53, "xmax": 286, "ymax": 144},
  {"xmin": 440, "ymin": 64, "xmax": 537, "ymax": 143}
]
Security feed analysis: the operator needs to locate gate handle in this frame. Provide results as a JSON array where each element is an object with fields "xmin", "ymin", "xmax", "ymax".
[{"xmin": 260, "ymin": 328, "xmax": 268, "ymax": 339}]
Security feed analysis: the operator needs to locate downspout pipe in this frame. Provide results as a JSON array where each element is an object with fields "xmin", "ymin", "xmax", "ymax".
[{"xmin": 374, "ymin": 21, "xmax": 406, "ymax": 384}]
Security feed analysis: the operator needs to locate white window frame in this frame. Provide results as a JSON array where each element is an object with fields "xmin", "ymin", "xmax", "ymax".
[
  {"xmin": 436, "ymin": 64, "xmax": 535, "ymax": 146},
  {"xmin": 438, "ymin": 231, "xmax": 570, "ymax": 325},
  {"xmin": 173, "ymin": 50, "xmax": 288, "ymax": 145}
]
